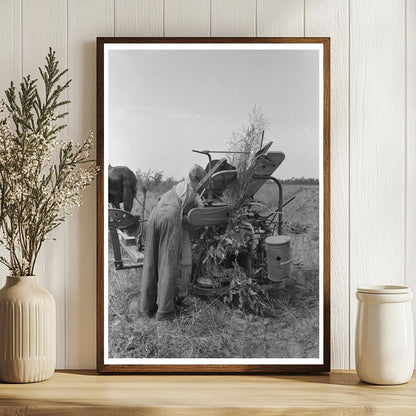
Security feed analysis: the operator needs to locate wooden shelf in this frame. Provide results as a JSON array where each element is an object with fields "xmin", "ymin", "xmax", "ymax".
[{"xmin": 0, "ymin": 370, "xmax": 415, "ymax": 415}]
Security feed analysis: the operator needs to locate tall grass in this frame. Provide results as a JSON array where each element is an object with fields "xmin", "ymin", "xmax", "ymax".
[
  {"xmin": 108, "ymin": 185, "xmax": 320, "ymax": 359},
  {"xmin": 108, "ymin": 264, "xmax": 319, "ymax": 359},
  {"xmin": 107, "ymin": 108, "xmax": 320, "ymax": 359}
]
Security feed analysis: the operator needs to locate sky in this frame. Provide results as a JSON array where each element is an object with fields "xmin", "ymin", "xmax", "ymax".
[{"xmin": 108, "ymin": 48, "xmax": 320, "ymax": 180}]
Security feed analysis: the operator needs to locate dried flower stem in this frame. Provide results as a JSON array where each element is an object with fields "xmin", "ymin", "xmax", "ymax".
[{"xmin": 0, "ymin": 48, "xmax": 97, "ymax": 276}]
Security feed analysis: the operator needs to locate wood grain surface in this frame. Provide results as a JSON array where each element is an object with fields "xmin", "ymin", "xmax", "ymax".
[
  {"xmin": 305, "ymin": 0, "xmax": 349, "ymax": 371},
  {"xmin": 67, "ymin": 0, "xmax": 114, "ymax": 370},
  {"xmin": 164, "ymin": 0, "xmax": 210, "ymax": 37},
  {"xmin": 0, "ymin": 0, "xmax": 414, "ymax": 371},
  {"xmin": 211, "ymin": 0, "xmax": 256, "ymax": 37},
  {"xmin": 257, "ymin": 0, "xmax": 304, "ymax": 37},
  {"xmin": 349, "ymin": 0, "xmax": 406, "ymax": 369},
  {"xmin": 406, "ymin": 0, "xmax": 416, "ymax": 366},
  {"xmin": 22, "ymin": 0, "xmax": 68, "ymax": 369},
  {"xmin": 114, "ymin": 0, "xmax": 163, "ymax": 37},
  {"xmin": 0, "ymin": 0, "xmax": 21, "ymax": 292},
  {"xmin": 0, "ymin": 371, "xmax": 415, "ymax": 415}
]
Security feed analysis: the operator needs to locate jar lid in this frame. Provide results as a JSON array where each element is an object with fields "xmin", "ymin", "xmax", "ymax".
[{"xmin": 356, "ymin": 285, "xmax": 411, "ymax": 294}]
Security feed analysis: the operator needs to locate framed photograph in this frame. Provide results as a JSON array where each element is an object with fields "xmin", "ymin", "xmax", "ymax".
[{"xmin": 97, "ymin": 37, "xmax": 330, "ymax": 373}]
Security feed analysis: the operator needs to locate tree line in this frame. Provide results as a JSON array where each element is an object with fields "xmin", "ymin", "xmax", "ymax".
[
  {"xmin": 279, "ymin": 177, "xmax": 319, "ymax": 185},
  {"xmin": 135, "ymin": 168, "xmax": 178, "ymax": 193}
]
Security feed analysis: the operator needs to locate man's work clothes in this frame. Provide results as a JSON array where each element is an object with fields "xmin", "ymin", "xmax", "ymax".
[{"xmin": 140, "ymin": 189, "xmax": 183, "ymax": 314}]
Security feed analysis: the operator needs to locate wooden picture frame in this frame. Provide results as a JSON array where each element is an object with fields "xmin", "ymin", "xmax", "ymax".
[{"xmin": 97, "ymin": 37, "xmax": 330, "ymax": 374}]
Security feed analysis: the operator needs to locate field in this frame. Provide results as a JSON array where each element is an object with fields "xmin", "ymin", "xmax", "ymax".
[{"xmin": 108, "ymin": 183, "xmax": 320, "ymax": 359}]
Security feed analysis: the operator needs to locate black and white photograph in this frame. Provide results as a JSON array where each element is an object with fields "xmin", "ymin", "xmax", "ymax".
[{"xmin": 98, "ymin": 39, "xmax": 329, "ymax": 372}]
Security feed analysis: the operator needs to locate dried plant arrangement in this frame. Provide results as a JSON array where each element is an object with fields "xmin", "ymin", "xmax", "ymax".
[{"xmin": 0, "ymin": 48, "xmax": 96, "ymax": 276}]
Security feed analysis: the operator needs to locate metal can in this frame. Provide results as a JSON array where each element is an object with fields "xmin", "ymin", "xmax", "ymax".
[{"xmin": 265, "ymin": 235, "xmax": 291, "ymax": 282}]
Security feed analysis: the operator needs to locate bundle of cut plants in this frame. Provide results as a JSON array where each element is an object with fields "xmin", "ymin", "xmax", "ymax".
[{"xmin": 192, "ymin": 108, "xmax": 273, "ymax": 316}]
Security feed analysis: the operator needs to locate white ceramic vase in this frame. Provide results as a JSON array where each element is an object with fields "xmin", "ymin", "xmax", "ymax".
[
  {"xmin": 355, "ymin": 285, "xmax": 414, "ymax": 385},
  {"xmin": 0, "ymin": 276, "xmax": 56, "ymax": 383}
]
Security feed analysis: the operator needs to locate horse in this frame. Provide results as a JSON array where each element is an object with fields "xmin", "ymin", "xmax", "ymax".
[{"xmin": 108, "ymin": 165, "xmax": 137, "ymax": 213}]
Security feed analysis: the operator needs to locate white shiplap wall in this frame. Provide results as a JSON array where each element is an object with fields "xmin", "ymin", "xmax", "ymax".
[{"xmin": 0, "ymin": 0, "xmax": 414, "ymax": 370}]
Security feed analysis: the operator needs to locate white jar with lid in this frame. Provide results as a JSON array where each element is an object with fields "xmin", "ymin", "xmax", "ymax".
[{"xmin": 355, "ymin": 285, "xmax": 414, "ymax": 385}]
